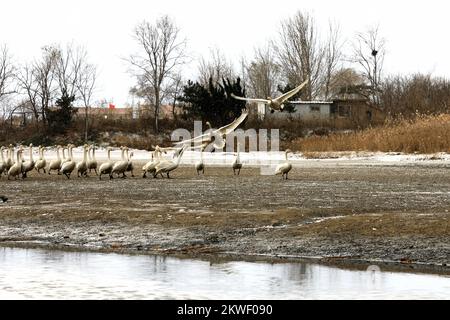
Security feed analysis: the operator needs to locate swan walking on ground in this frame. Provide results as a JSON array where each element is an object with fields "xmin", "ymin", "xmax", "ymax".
[
  {"xmin": 195, "ymin": 146, "xmax": 205, "ymax": 175},
  {"xmin": 8, "ymin": 148, "xmax": 23, "ymax": 180},
  {"xmin": 48, "ymin": 145, "xmax": 62, "ymax": 175},
  {"xmin": 142, "ymin": 147, "xmax": 165, "ymax": 178},
  {"xmin": 154, "ymin": 145, "xmax": 187, "ymax": 179},
  {"xmin": 21, "ymin": 144, "xmax": 35, "ymax": 178},
  {"xmin": 87, "ymin": 145, "xmax": 98, "ymax": 175},
  {"xmin": 76, "ymin": 145, "xmax": 89, "ymax": 177},
  {"xmin": 0, "ymin": 146, "xmax": 6, "ymax": 176},
  {"xmin": 60, "ymin": 145, "xmax": 76, "ymax": 179},
  {"xmin": 35, "ymin": 146, "xmax": 47, "ymax": 173},
  {"xmin": 99, "ymin": 147, "xmax": 113, "ymax": 180},
  {"xmin": 231, "ymin": 80, "xmax": 308, "ymax": 112},
  {"xmin": 5, "ymin": 145, "xmax": 14, "ymax": 172},
  {"xmin": 111, "ymin": 146, "xmax": 128, "ymax": 179},
  {"xmin": 125, "ymin": 149, "xmax": 135, "ymax": 177},
  {"xmin": 232, "ymin": 142, "xmax": 243, "ymax": 175},
  {"xmin": 275, "ymin": 149, "xmax": 293, "ymax": 180}
]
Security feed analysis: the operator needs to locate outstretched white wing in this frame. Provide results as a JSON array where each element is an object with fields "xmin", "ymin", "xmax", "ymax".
[
  {"xmin": 174, "ymin": 111, "xmax": 248, "ymax": 146},
  {"xmin": 217, "ymin": 111, "xmax": 248, "ymax": 135},
  {"xmin": 274, "ymin": 79, "xmax": 309, "ymax": 103},
  {"xmin": 230, "ymin": 93, "xmax": 269, "ymax": 104}
]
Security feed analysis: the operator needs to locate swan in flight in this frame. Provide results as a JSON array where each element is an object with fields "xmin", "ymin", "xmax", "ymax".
[
  {"xmin": 231, "ymin": 79, "xmax": 308, "ymax": 111},
  {"xmin": 173, "ymin": 111, "xmax": 248, "ymax": 150},
  {"xmin": 232, "ymin": 142, "xmax": 243, "ymax": 175},
  {"xmin": 154, "ymin": 145, "xmax": 187, "ymax": 178},
  {"xmin": 275, "ymin": 149, "xmax": 293, "ymax": 180}
]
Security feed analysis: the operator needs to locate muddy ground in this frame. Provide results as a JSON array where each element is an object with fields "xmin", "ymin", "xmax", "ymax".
[{"xmin": 0, "ymin": 163, "xmax": 449, "ymax": 274}]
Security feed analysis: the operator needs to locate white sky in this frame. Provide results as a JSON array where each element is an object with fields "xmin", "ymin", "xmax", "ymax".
[{"xmin": 1, "ymin": 0, "xmax": 449, "ymax": 107}]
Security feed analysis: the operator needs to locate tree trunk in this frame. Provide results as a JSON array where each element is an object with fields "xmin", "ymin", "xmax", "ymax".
[
  {"xmin": 84, "ymin": 106, "xmax": 89, "ymax": 142},
  {"xmin": 154, "ymin": 89, "xmax": 160, "ymax": 133}
]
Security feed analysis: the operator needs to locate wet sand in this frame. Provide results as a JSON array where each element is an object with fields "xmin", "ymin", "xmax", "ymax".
[{"xmin": 0, "ymin": 163, "xmax": 449, "ymax": 274}]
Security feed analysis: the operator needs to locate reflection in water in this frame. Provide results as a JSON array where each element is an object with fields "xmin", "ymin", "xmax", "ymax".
[{"xmin": 0, "ymin": 247, "xmax": 448, "ymax": 299}]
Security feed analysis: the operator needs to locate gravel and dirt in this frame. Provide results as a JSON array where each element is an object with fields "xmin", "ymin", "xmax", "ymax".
[{"xmin": 0, "ymin": 160, "xmax": 449, "ymax": 274}]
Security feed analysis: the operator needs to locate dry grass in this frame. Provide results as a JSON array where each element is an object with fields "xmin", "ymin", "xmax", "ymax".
[{"xmin": 292, "ymin": 114, "xmax": 450, "ymax": 154}]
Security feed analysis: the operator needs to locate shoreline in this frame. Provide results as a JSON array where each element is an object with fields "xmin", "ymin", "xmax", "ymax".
[
  {"xmin": 1, "ymin": 165, "xmax": 449, "ymax": 277},
  {"xmin": 1, "ymin": 240, "xmax": 448, "ymax": 276}
]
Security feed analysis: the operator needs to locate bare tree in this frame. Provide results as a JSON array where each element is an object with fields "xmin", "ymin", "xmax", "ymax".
[
  {"xmin": 164, "ymin": 73, "xmax": 183, "ymax": 120},
  {"xmin": 197, "ymin": 47, "xmax": 235, "ymax": 86},
  {"xmin": 246, "ymin": 44, "xmax": 281, "ymax": 99},
  {"xmin": 128, "ymin": 15, "xmax": 188, "ymax": 132},
  {"xmin": 0, "ymin": 45, "xmax": 15, "ymax": 101},
  {"xmin": 351, "ymin": 25, "xmax": 386, "ymax": 104},
  {"xmin": 323, "ymin": 22, "xmax": 343, "ymax": 100},
  {"xmin": 76, "ymin": 61, "xmax": 97, "ymax": 142},
  {"xmin": 277, "ymin": 11, "xmax": 325, "ymax": 100}
]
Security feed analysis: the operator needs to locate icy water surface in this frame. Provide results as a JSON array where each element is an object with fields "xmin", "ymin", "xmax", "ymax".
[{"xmin": 0, "ymin": 247, "xmax": 448, "ymax": 299}]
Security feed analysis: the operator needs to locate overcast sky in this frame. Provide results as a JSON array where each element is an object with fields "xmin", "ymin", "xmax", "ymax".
[{"xmin": 1, "ymin": 0, "xmax": 449, "ymax": 106}]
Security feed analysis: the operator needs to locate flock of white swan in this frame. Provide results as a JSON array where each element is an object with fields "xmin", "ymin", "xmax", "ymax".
[
  {"xmin": 0, "ymin": 79, "xmax": 311, "ymax": 182},
  {"xmin": 0, "ymin": 142, "xmax": 293, "ymax": 181}
]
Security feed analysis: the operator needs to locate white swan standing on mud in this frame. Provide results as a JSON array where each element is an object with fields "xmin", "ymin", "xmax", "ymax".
[
  {"xmin": 8, "ymin": 148, "xmax": 23, "ymax": 180},
  {"xmin": 195, "ymin": 145, "xmax": 205, "ymax": 175},
  {"xmin": 99, "ymin": 147, "xmax": 113, "ymax": 180},
  {"xmin": 111, "ymin": 146, "xmax": 128, "ymax": 178},
  {"xmin": 35, "ymin": 146, "xmax": 47, "ymax": 173},
  {"xmin": 0, "ymin": 146, "xmax": 6, "ymax": 176},
  {"xmin": 76, "ymin": 145, "xmax": 89, "ymax": 177},
  {"xmin": 48, "ymin": 145, "xmax": 62, "ymax": 175},
  {"xmin": 154, "ymin": 145, "xmax": 187, "ymax": 178},
  {"xmin": 275, "ymin": 149, "xmax": 293, "ymax": 180},
  {"xmin": 21, "ymin": 143, "xmax": 35, "ymax": 178},
  {"xmin": 60, "ymin": 145, "xmax": 76, "ymax": 179},
  {"xmin": 232, "ymin": 142, "xmax": 243, "ymax": 175},
  {"xmin": 87, "ymin": 145, "xmax": 98, "ymax": 175}
]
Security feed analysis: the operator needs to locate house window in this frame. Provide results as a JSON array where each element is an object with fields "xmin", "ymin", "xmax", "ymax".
[
  {"xmin": 338, "ymin": 105, "xmax": 350, "ymax": 117},
  {"xmin": 310, "ymin": 105, "xmax": 321, "ymax": 113}
]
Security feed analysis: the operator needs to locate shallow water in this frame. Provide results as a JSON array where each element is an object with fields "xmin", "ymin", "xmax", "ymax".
[{"xmin": 0, "ymin": 247, "xmax": 448, "ymax": 299}]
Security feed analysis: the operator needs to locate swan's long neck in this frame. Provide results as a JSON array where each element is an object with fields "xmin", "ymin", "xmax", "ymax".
[
  {"xmin": 29, "ymin": 145, "xmax": 33, "ymax": 162},
  {"xmin": 62, "ymin": 148, "xmax": 66, "ymax": 160},
  {"xmin": 8, "ymin": 147, "xmax": 13, "ymax": 162},
  {"xmin": 126, "ymin": 148, "xmax": 130, "ymax": 161},
  {"xmin": 87, "ymin": 147, "xmax": 92, "ymax": 161},
  {"xmin": 121, "ymin": 148, "xmax": 125, "ymax": 161},
  {"xmin": 69, "ymin": 147, "xmax": 73, "ymax": 161},
  {"xmin": 176, "ymin": 149, "xmax": 185, "ymax": 166},
  {"xmin": 200, "ymin": 149, "xmax": 203, "ymax": 162},
  {"xmin": 107, "ymin": 149, "xmax": 111, "ymax": 161},
  {"xmin": 1, "ymin": 148, "xmax": 5, "ymax": 163},
  {"xmin": 92, "ymin": 147, "xmax": 96, "ymax": 160},
  {"xmin": 56, "ymin": 148, "xmax": 61, "ymax": 160},
  {"xmin": 83, "ymin": 147, "xmax": 88, "ymax": 162},
  {"xmin": 16, "ymin": 150, "xmax": 21, "ymax": 163},
  {"xmin": 285, "ymin": 151, "xmax": 289, "ymax": 161}
]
